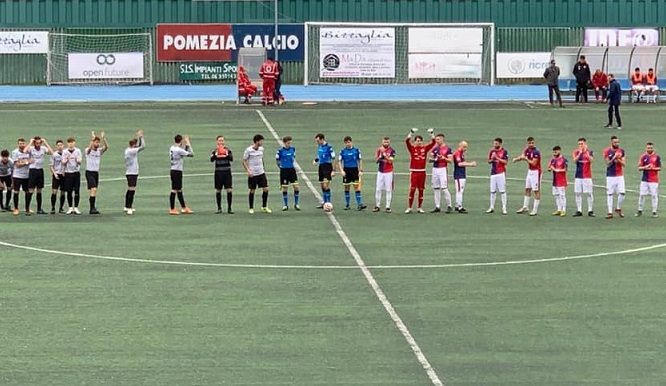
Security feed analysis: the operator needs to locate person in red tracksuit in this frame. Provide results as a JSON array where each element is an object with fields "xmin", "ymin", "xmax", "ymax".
[
  {"xmin": 259, "ymin": 57, "xmax": 277, "ymax": 105},
  {"xmin": 237, "ymin": 66, "xmax": 257, "ymax": 104},
  {"xmin": 592, "ymin": 69, "xmax": 608, "ymax": 102}
]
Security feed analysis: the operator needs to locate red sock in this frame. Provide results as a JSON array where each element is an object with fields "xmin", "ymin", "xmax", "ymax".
[
  {"xmin": 408, "ymin": 188, "xmax": 416, "ymax": 208},
  {"xmin": 417, "ymin": 189, "xmax": 424, "ymax": 208}
]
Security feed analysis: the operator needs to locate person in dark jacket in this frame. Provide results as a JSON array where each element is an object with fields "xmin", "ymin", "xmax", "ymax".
[
  {"xmin": 543, "ymin": 60, "xmax": 563, "ymax": 107},
  {"xmin": 605, "ymin": 74, "xmax": 622, "ymax": 130},
  {"xmin": 573, "ymin": 55, "xmax": 591, "ymax": 103},
  {"xmin": 273, "ymin": 60, "xmax": 285, "ymax": 105}
]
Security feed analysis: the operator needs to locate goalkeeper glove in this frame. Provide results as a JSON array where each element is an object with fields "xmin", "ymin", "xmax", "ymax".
[
  {"xmin": 410, "ymin": 128, "xmax": 418, "ymax": 134},
  {"xmin": 427, "ymin": 128, "xmax": 434, "ymax": 134}
]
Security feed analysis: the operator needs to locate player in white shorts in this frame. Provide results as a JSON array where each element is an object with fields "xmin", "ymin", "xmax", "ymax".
[
  {"xmin": 486, "ymin": 137, "xmax": 508, "ymax": 214},
  {"xmin": 636, "ymin": 142, "xmax": 661, "ymax": 217},
  {"xmin": 572, "ymin": 138, "xmax": 595, "ymax": 217},
  {"xmin": 429, "ymin": 133, "xmax": 453, "ymax": 213},
  {"xmin": 373, "ymin": 136, "xmax": 396, "ymax": 212},
  {"xmin": 513, "ymin": 136, "xmax": 542, "ymax": 216},
  {"xmin": 603, "ymin": 135, "xmax": 626, "ymax": 219}
]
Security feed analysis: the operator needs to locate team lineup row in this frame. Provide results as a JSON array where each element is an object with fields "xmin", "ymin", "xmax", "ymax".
[{"xmin": 0, "ymin": 129, "xmax": 660, "ymax": 218}]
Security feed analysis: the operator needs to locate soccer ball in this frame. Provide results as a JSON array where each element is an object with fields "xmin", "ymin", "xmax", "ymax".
[{"xmin": 323, "ymin": 202, "xmax": 333, "ymax": 212}]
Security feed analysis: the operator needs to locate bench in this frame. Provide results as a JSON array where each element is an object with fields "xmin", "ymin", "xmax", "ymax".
[{"xmin": 237, "ymin": 80, "xmax": 263, "ymax": 104}]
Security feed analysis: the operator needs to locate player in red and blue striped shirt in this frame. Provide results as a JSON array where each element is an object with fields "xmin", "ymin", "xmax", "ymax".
[
  {"xmin": 636, "ymin": 142, "xmax": 661, "ymax": 217},
  {"xmin": 548, "ymin": 146, "xmax": 568, "ymax": 217},
  {"xmin": 572, "ymin": 138, "xmax": 595, "ymax": 217},
  {"xmin": 603, "ymin": 135, "xmax": 626, "ymax": 219}
]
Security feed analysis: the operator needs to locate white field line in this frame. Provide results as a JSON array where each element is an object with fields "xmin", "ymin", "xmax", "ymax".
[{"xmin": 256, "ymin": 110, "xmax": 445, "ymax": 386}]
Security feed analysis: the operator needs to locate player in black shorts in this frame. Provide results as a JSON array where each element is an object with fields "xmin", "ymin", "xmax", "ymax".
[
  {"xmin": 276, "ymin": 136, "xmax": 300, "ymax": 211},
  {"xmin": 211, "ymin": 135, "xmax": 234, "ymax": 214},
  {"xmin": 314, "ymin": 133, "xmax": 335, "ymax": 207}
]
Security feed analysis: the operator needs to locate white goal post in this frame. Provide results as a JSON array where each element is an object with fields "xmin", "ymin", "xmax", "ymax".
[
  {"xmin": 47, "ymin": 33, "xmax": 154, "ymax": 85},
  {"xmin": 304, "ymin": 22, "xmax": 495, "ymax": 86}
]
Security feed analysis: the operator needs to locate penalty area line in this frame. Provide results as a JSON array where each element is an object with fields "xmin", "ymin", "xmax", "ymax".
[{"xmin": 256, "ymin": 109, "xmax": 445, "ymax": 386}]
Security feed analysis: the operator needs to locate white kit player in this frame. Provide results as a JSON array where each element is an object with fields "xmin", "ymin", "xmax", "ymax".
[{"xmin": 429, "ymin": 133, "xmax": 453, "ymax": 213}]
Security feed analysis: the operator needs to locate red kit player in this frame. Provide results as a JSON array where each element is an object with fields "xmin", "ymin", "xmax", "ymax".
[{"xmin": 404, "ymin": 128, "xmax": 436, "ymax": 214}]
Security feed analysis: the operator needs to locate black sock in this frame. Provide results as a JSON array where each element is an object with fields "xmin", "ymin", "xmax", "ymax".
[
  {"xmin": 67, "ymin": 191, "xmax": 73, "ymax": 207},
  {"xmin": 125, "ymin": 191, "xmax": 131, "ymax": 208},
  {"xmin": 59, "ymin": 194, "xmax": 65, "ymax": 210},
  {"xmin": 36, "ymin": 192, "xmax": 42, "ymax": 210},
  {"xmin": 216, "ymin": 192, "xmax": 222, "ymax": 210},
  {"xmin": 169, "ymin": 192, "xmax": 176, "ymax": 209},
  {"xmin": 177, "ymin": 191, "xmax": 186, "ymax": 208},
  {"xmin": 249, "ymin": 192, "xmax": 255, "ymax": 209},
  {"xmin": 5, "ymin": 191, "xmax": 10, "ymax": 208},
  {"xmin": 89, "ymin": 196, "xmax": 96, "ymax": 209},
  {"xmin": 262, "ymin": 191, "xmax": 268, "ymax": 207},
  {"xmin": 74, "ymin": 191, "xmax": 80, "ymax": 207},
  {"xmin": 227, "ymin": 191, "xmax": 233, "ymax": 210},
  {"xmin": 13, "ymin": 192, "xmax": 19, "ymax": 209},
  {"xmin": 129, "ymin": 190, "xmax": 135, "ymax": 208},
  {"xmin": 25, "ymin": 192, "xmax": 33, "ymax": 211},
  {"xmin": 51, "ymin": 193, "xmax": 57, "ymax": 209}
]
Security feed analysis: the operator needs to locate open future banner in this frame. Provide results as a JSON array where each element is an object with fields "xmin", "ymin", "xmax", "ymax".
[
  {"xmin": 584, "ymin": 28, "xmax": 659, "ymax": 47},
  {"xmin": 156, "ymin": 23, "xmax": 304, "ymax": 62}
]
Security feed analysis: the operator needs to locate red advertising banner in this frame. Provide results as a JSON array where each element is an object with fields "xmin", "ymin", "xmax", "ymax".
[{"xmin": 156, "ymin": 24, "xmax": 233, "ymax": 62}]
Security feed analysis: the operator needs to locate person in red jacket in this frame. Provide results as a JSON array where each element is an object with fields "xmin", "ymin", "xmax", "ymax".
[
  {"xmin": 592, "ymin": 69, "xmax": 608, "ymax": 102},
  {"xmin": 237, "ymin": 66, "xmax": 257, "ymax": 104},
  {"xmin": 259, "ymin": 57, "xmax": 277, "ymax": 105}
]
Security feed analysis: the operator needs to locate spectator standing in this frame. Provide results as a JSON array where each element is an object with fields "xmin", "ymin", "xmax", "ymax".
[
  {"xmin": 543, "ymin": 60, "xmax": 563, "ymax": 107},
  {"xmin": 573, "ymin": 55, "xmax": 591, "ymax": 103}
]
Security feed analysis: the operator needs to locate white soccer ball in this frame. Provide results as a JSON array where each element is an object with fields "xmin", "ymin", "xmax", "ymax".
[{"xmin": 323, "ymin": 202, "xmax": 333, "ymax": 212}]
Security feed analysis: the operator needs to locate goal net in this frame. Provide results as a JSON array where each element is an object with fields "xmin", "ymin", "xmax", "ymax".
[
  {"xmin": 47, "ymin": 33, "xmax": 153, "ymax": 85},
  {"xmin": 304, "ymin": 22, "xmax": 495, "ymax": 86}
]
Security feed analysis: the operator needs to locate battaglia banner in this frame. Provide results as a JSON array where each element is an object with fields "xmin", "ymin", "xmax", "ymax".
[
  {"xmin": 319, "ymin": 27, "xmax": 395, "ymax": 78},
  {"xmin": 68, "ymin": 53, "xmax": 144, "ymax": 79},
  {"xmin": 156, "ymin": 23, "xmax": 304, "ymax": 62},
  {"xmin": 0, "ymin": 31, "xmax": 49, "ymax": 54},
  {"xmin": 496, "ymin": 52, "xmax": 552, "ymax": 79},
  {"xmin": 584, "ymin": 28, "xmax": 659, "ymax": 47}
]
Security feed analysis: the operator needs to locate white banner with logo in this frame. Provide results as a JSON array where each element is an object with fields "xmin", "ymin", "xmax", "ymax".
[
  {"xmin": 68, "ymin": 53, "xmax": 144, "ymax": 79},
  {"xmin": 407, "ymin": 27, "xmax": 483, "ymax": 79},
  {"xmin": 496, "ymin": 52, "xmax": 551, "ymax": 78},
  {"xmin": 0, "ymin": 31, "xmax": 49, "ymax": 54},
  {"xmin": 319, "ymin": 27, "xmax": 395, "ymax": 78}
]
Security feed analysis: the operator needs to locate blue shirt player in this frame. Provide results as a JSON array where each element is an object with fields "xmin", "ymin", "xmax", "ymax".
[
  {"xmin": 338, "ymin": 136, "xmax": 367, "ymax": 211},
  {"xmin": 276, "ymin": 136, "xmax": 300, "ymax": 211},
  {"xmin": 314, "ymin": 133, "xmax": 335, "ymax": 206}
]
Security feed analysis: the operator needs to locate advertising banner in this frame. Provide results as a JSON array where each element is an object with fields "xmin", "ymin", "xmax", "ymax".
[
  {"xmin": 496, "ymin": 52, "xmax": 552, "ymax": 78},
  {"xmin": 319, "ymin": 27, "xmax": 395, "ymax": 78},
  {"xmin": 179, "ymin": 62, "xmax": 237, "ymax": 81},
  {"xmin": 408, "ymin": 54, "xmax": 482, "ymax": 79},
  {"xmin": 584, "ymin": 28, "xmax": 659, "ymax": 47},
  {"xmin": 156, "ymin": 23, "xmax": 304, "ymax": 62},
  {"xmin": 68, "ymin": 53, "xmax": 144, "ymax": 79},
  {"xmin": 408, "ymin": 28, "xmax": 483, "ymax": 54},
  {"xmin": 0, "ymin": 31, "xmax": 49, "ymax": 54}
]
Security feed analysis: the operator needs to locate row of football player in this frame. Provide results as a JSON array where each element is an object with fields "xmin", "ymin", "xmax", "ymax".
[
  {"xmin": 0, "ymin": 131, "xmax": 660, "ymax": 218},
  {"xmin": 0, "ymin": 132, "xmax": 142, "ymax": 216}
]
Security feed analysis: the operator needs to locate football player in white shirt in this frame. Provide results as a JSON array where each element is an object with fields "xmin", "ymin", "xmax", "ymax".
[{"xmin": 242, "ymin": 134, "xmax": 271, "ymax": 214}]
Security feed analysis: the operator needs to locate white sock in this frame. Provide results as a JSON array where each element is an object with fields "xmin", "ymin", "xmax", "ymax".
[
  {"xmin": 443, "ymin": 189, "xmax": 452, "ymax": 207},
  {"xmin": 532, "ymin": 199, "xmax": 540, "ymax": 212},
  {"xmin": 587, "ymin": 194, "xmax": 594, "ymax": 212},
  {"xmin": 617, "ymin": 193, "xmax": 625, "ymax": 209},
  {"xmin": 500, "ymin": 192, "xmax": 507, "ymax": 210},
  {"xmin": 456, "ymin": 191, "xmax": 463, "ymax": 208},
  {"xmin": 575, "ymin": 193, "xmax": 582, "ymax": 212},
  {"xmin": 523, "ymin": 195, "xmax": 530, "ymax": 208},
  {"xmin": 638, "ymin": 195, "xmax": 646, "ymax": 211},
  {"xmin": 375, "ymin": 190, "xmax": 382, "ymax": 208},
  {"xmin": 433, "ymin": 189, "xmax": 441, "ymax": 208},
  {"xmin": 652, "ymin": 193, "xmax": 659, "ymax": 212},
  {"xmin": 561, "ymin": 195, "xmax": 567, "ymax": 212},
  {"xmin": 607, "ymin": 194, "xmax": 613, "ymax": 213},
  {"xmin": 386, "ymin": 190, "xmax": 393, "ymax": 208},
  {"xmin": 490, "ymin": 192, "xmax": 497, "ymax": 209}
]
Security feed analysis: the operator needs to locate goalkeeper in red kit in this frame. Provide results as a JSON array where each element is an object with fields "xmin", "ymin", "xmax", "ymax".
[
  {"xmin": 259, "ymin": 57, "xmax": 277, "ymax": 105},
  {"xmin": 405, "ymin": 128, "xmax": 436, "ymax": 213}
]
